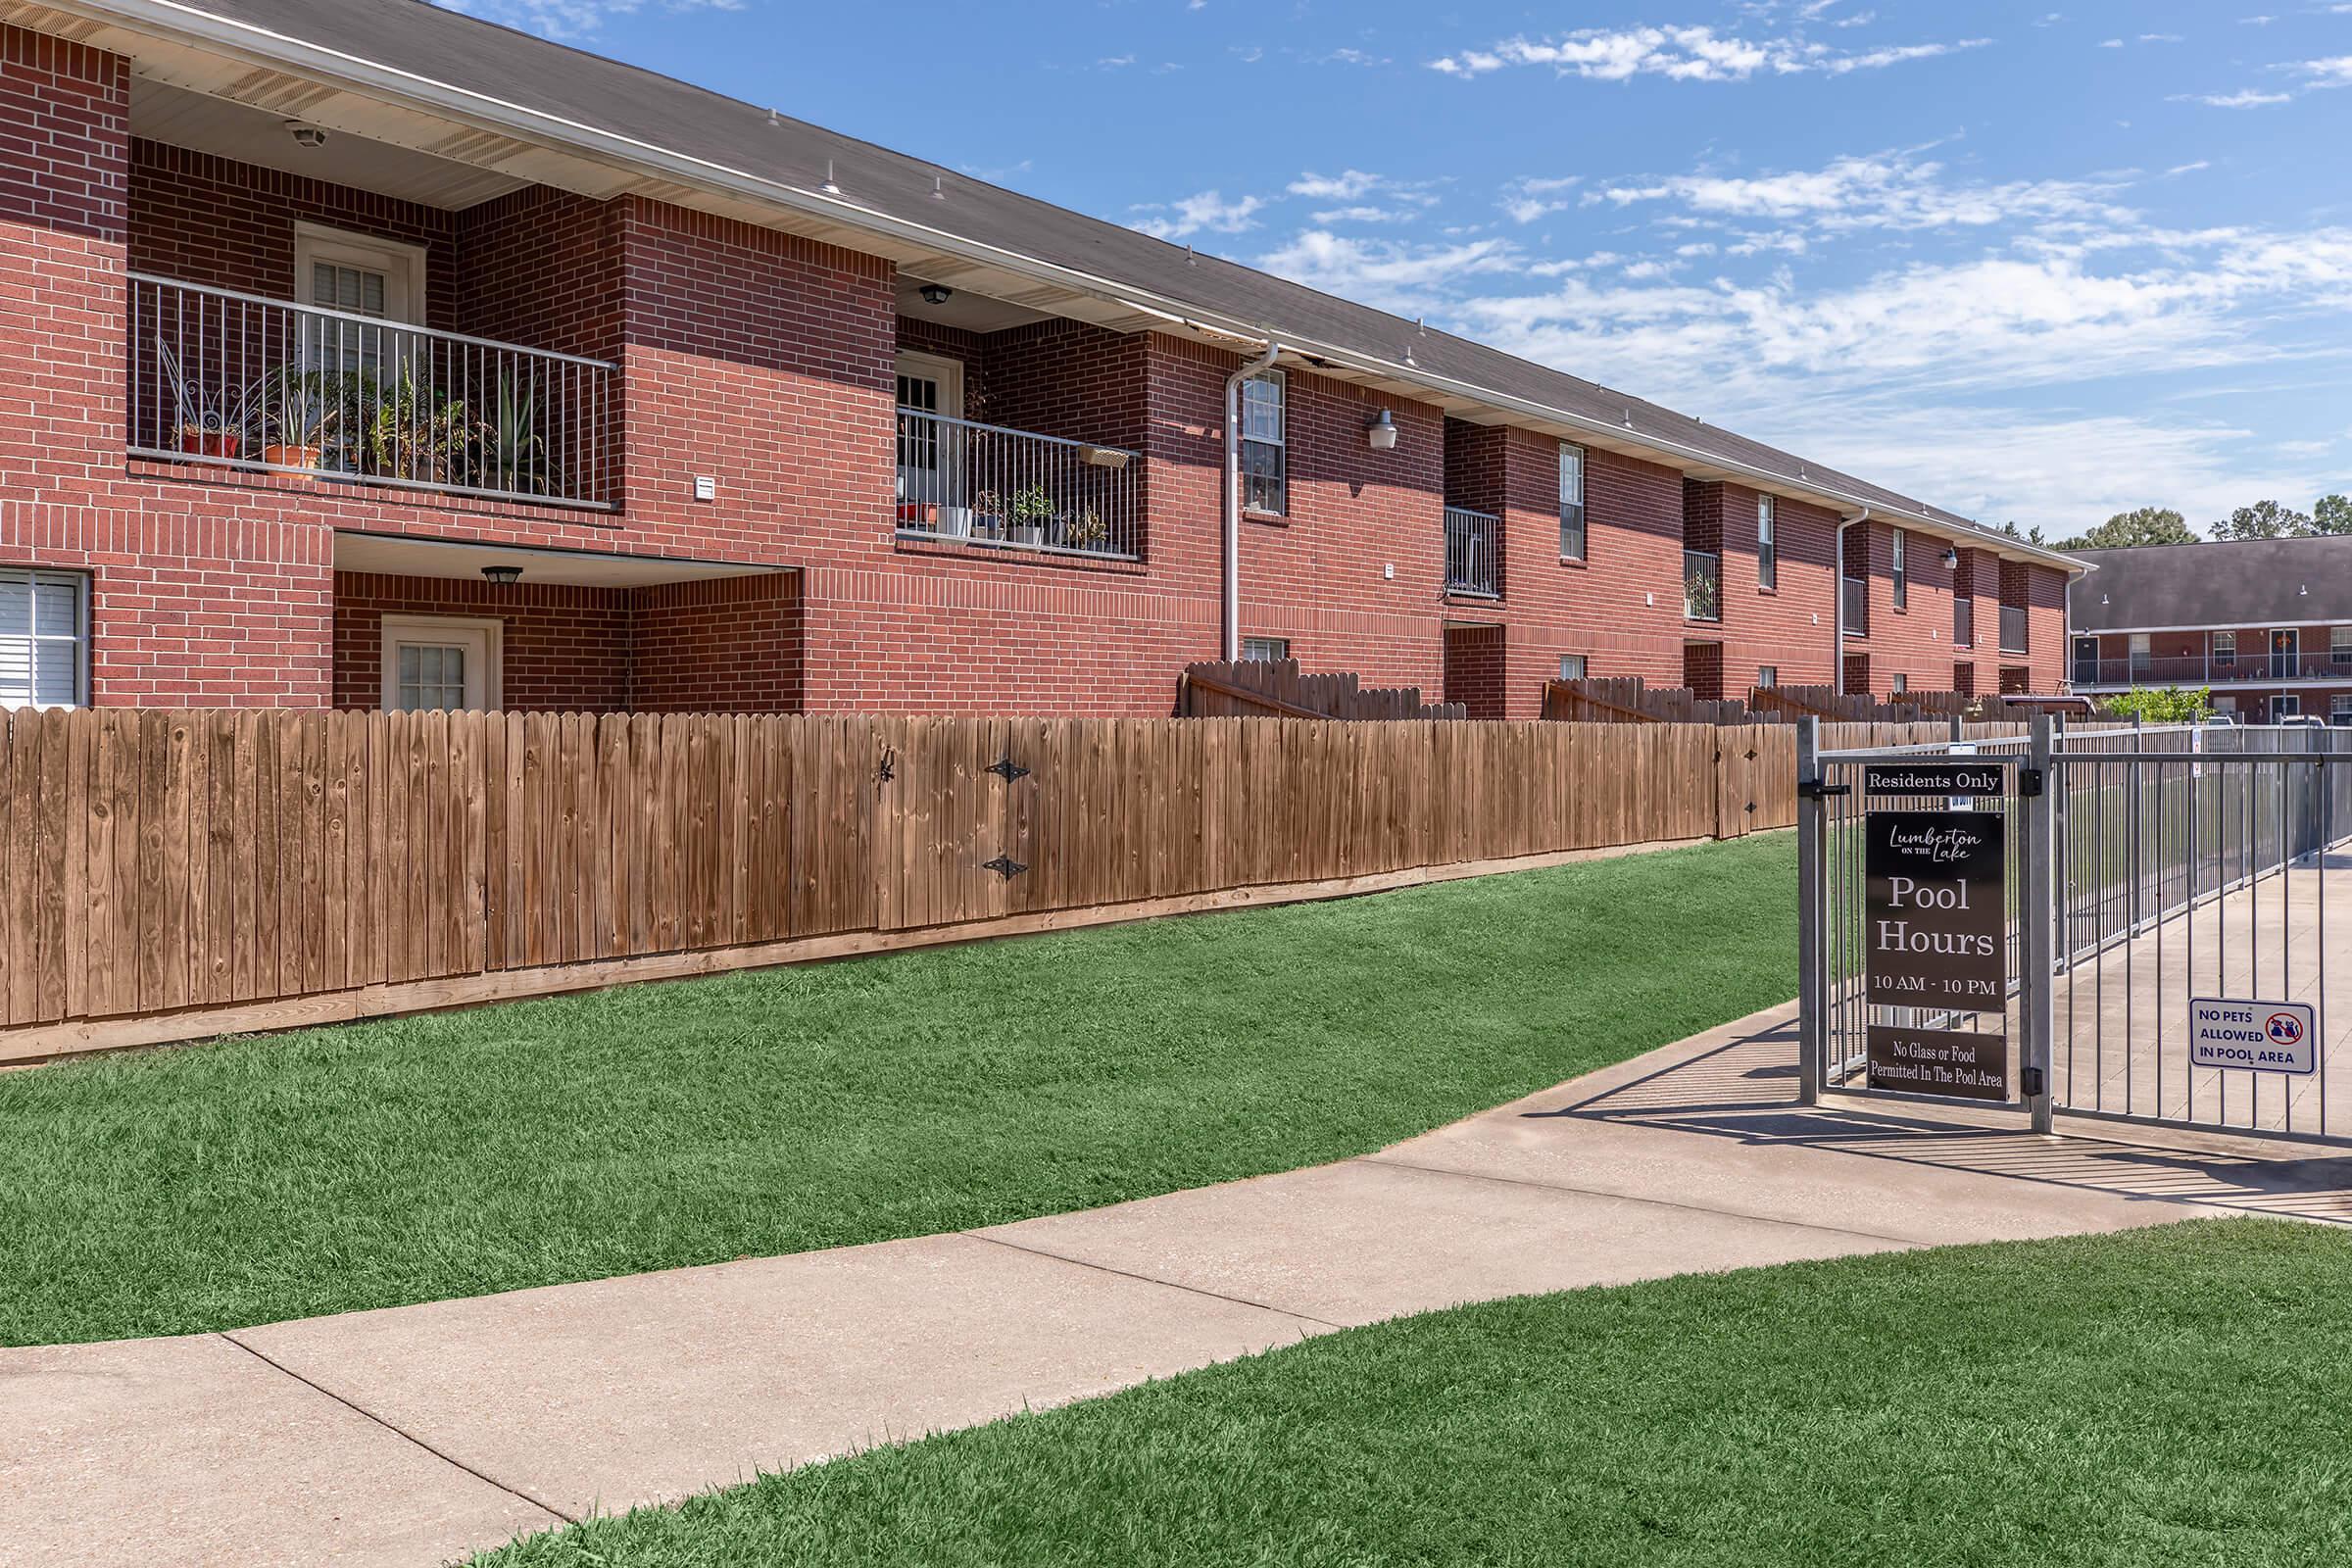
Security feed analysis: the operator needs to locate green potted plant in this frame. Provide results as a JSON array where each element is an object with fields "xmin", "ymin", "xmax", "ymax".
[
  {"xmin": 1008, "ymin": 483, "xmax": 1054, "ymax": 547},
  {"xmin": 1057, "ymin": 505, "xmax": 1108, "ymax": 551},
  {"xmin": 254, "ymin": 367, "xmax": 338, "ymax": 469},
  {"xmin": 361, "ymin": 371, "xmax": 468, "ymax": 484},
  {"xmin": 473, "ymin": 371, "xmax": 552, "ymax": 495},
  {"xmin": 970, "ymin": 487, "xmax": 1007, "ymax": 541}
]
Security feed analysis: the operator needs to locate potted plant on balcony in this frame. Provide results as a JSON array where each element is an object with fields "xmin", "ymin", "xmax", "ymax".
[
  {"xmin": 360, "ymin": 371, "xmax": 468, "ymax": 485},
  {"xmin": 472, "ymin": 371, "xmax": 551, "ymax": 496},
  {"xmin": 254, "ymin": 367, "xmax": 338, "ymax": 469},
  {"xmin": 155, "ymin": 336, "xmax": 246, "ymax": 460},
  {"xmin": 1007, "ymin": 483, "xmax": 1054, "ymax": 547},
  {"xmin": 1056, "ymin": 505, "xmax": 1108, "ymax": 552},
  {"xmin": 970, "ymin": 488, "xmax": 1007, "ymax": 541}
]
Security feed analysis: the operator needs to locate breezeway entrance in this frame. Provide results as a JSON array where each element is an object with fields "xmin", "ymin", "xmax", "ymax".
[{"xmin": 1798, "ymin": 716, "xmax": 2352, "ymax": 1146}]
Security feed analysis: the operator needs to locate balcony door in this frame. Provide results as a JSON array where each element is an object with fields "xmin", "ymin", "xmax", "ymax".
[
  {"xmin": 895, "ymin": 352, "xmax": 966, "ymax": 524},
  {"xmin": 294, "ymin": 223, "xmax": 426, "ymax": 376},
  {"xmin": 2072, "ymin": 635, "xmax": 2098, "ymax": 686},
  {"xmin": 2271, "ymin": 628, "xmax": 2298, "ymax": 680}
]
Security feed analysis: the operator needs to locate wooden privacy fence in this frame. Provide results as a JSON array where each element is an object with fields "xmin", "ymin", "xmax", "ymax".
[
  {"xmin": 1178, "ymin": 659, "xmax": 1465, "ymax": 719},
  {"xmin": 0, "ymin": 709, "xmax": 1998, "ymax": 1057}
]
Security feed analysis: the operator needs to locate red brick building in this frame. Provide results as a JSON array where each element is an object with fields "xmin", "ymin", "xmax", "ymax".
[
  {"xmin": 0, "ymin": 2, "xmax": 2081, "ymax": 720},
  {"xmin": 2067, "ymin": 537, "xmax": 2352, "ymax": 724}
]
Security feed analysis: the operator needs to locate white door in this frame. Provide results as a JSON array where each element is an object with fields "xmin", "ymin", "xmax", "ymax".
[
  {"xmin": 894, "ymin": 352, "xmax": 966, "ymax": 527},
  {"xmin": 380, "ymin": 615, "xmax": 499, "ymax": 712}
]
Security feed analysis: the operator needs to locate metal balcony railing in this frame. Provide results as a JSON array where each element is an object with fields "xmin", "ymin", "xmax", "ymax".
[
  {"xmin": 1952, "ymin": 597, "xmax": 1974, "ymax": 648},
  {"xmin": 895, "ymin": 407, "xmax": 1142, "ymax": 560},
  {"xmin": 128, "ymin": 273, "xmax": 618, "ymax": 509},
  {"xmin": 1444, "ymin": 505, "xmax": 1498, "ymax": 597},
  {"xmin": 2000, "ymin": 604, "xmax": 2029, "ymax": 654},
  {"xmin": 2071, "ymin": 650, "xmax": 2352, "ymax": 687},
  {"xmin": 1842, "ymin": 575, "xmax": 1868, "ymax": 636},
  {"xmin": 1684, "ymin": 549, "xmax": 1721, "ymax": 622}
]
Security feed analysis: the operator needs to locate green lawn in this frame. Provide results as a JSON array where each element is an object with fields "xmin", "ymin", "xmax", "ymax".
[
  {"xmin": 0, "ymin": 834, "xmax": 1794, "ymax": 1347},
  {"xmin": 473, "ymin": 1219, "xmax": 2352, "ymax": 1568}
]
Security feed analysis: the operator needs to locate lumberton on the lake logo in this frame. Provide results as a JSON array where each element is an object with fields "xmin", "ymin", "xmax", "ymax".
[{"xmin": 1883, "ymin": 819, "xmax": 1990, "ymax": 866}]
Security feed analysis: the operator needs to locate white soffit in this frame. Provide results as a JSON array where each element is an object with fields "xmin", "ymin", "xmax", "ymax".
[{"xmin": 334, "ymin": 531, "xmax": 791, "ymax": 589}]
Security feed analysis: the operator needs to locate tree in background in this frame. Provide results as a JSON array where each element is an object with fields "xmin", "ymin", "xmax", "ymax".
[
  {"xmin": 2315, "ymin": 494, "xmax": 2352, "ymax": 535},
  {"xmin": 2211, "ymin": 499, "xmax": 2316, "ymax": 540},
  {"xmin": 2100, "ymin": 687, "xmax": 2213, "ymax": 723},
  {"xmin": 2055, "ymin": 507, "xmax": 2196, "ymax": 550}
]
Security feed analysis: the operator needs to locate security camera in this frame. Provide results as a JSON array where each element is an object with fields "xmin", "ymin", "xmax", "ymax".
[{"xmin": 285, "ymin": 121, "xmax": 327, "ymax": 150}]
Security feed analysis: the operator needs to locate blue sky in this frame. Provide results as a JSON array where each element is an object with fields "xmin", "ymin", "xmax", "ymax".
[{"xmin": 442, "ymin": 0, "xmax": 2352, "ymax": 536}]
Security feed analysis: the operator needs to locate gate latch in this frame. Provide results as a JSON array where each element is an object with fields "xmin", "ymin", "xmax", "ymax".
[
  {"xmin": 2017, "ymin": 767, "xmax": 2044, "ymax": 797},
  {"xmin": 1797, "ymin": 779, "xmax": 1851, "ymax": 800}
]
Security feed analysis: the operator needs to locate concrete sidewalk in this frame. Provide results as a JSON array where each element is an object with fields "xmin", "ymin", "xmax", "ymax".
[{"xmin": 10, "ymin": 1001, "xmax": 2352, "ymax": 1568}]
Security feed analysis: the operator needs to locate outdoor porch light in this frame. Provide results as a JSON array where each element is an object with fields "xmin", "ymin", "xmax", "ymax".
[
  {"xmin": 918, "ymin": 283, "xmax": 953, "ymax": 306},
  {"xmin": 1941, "ymin": 544, "xmax": 1959, "ymax": 569},
  {"xmin": 481, "ymin": 565, "xmax": 522, "ymax": 587},
  {"xmin": 1366, "ymin": 409, "xmax": 1398, "ymax": 451}
]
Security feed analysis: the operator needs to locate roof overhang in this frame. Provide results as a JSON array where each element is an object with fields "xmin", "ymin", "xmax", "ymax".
[
  {"xmin": 334, "ymin": 531, "xmax": 792, "ymax": 589},
  {"xmin": 45, "ymin": 0, "xmax": 2088, "ymax": 576}
]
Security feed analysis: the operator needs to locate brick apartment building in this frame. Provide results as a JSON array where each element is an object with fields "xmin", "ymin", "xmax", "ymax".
[
  {"xmin": 0, "ymin": 0, "xmax": 2081, "ymax": 720},
  {"xmin": 2067, "ymin": 536, "xmax": 2352, "ymax": 724}
]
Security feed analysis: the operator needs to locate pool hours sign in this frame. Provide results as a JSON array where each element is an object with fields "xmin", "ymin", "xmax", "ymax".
[{"xmin": 1864, "ymin": 810, "xmax": 2007, "ymax": 1013}]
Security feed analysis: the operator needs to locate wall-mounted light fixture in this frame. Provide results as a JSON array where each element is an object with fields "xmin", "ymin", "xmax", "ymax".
[
  {"xmin": 1941, "ymin": 544, "xmax": 1959, "ymax": 569},
  {"xmin": 481, "ymin": 565, "xmax": 522, "ymax": 587},
  {"xmin": 918, "ymin": 283, "xmax": 953, "ymax": 306},
  {"xmin": 1366, "ymin": 409, "xmax": 1397, "ymax": 451}
]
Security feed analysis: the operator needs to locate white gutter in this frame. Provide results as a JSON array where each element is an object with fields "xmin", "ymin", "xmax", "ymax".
[
  {"xmin": 65, "ymin": 0, "xmax": 2089, "ymax": 578},
  {"xmin": 1221, "ymin": 341, "xmax": 1284, "ymax": 662}
]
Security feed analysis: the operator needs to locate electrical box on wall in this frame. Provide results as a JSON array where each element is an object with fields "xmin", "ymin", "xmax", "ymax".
[{"xmin": 693, "ymin": 475, "xmax": 716, "ymax": 502}]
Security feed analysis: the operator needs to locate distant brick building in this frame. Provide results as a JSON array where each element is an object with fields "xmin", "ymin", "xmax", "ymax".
[
  {"xmin": 0, "ymin": 3, "xmax": 2081, "ymax": 719},
  {"xmin": 2068, "ymin": 536, "xmax": 2352, "ymax": 723}
]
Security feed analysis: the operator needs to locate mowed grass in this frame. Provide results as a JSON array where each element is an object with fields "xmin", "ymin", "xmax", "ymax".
[
  {"xmin": 474, "ymin": 1219, "xmax": 2352, "ymax": 1568},
  {"xmin": 0, "ymin": 835, "xmax": 1793, "ymax": 1347}
]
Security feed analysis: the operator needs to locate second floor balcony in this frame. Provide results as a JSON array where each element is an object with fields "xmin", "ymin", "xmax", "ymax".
[
  {"xmin": 1842, "ymin": 575, "xmax": 1868, "ymax": 636},
  {"xmin": 1684, "ymin": 549, "xmax": 1722, "ymax": 621},
  {"xmin": 893, "ymin": 408, "xmax": 1142, "ymax": 561},
  {"xmin": 129, "ymin": 273, "xmax": 618, "ymax": 511},
  {"xmin": 2072, "ymin": 649, "xmax": 2352, "ymax": 688},
  {"xmin": 1445, "ymin": 505, "xmax": 1498, "ymax": 597}
]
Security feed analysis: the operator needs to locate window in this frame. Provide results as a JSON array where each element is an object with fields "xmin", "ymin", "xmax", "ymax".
[
  {"xmin": 1891, "ymin": 672, "xmax": 1909, "ymax": 694},
  {"xmin": 0, "ymin": 568, "xmax": 87, "ymax": 710},
  {"xmin": 379, "ymin": 615, "xmax": 501, "ymax": 712},
  {"xmin": 2333, "ymin": 694, "xmax": 2352, "ymax": 720},
  {"xmin": 293, "ymin": 223, "xmax": 425, "ymax": 376},
  {"xmin": 1558, "ymin": 654, "xmax": 1588, "ymax": 680},
  {"xmin": 1240, "ymin": 370, "xmax": 1286, "ymax": 515},
  {"xmin": 1558, "ymin": 444, "xmax": 1587, "ymax": 560},
  {"xmin": 1757, "ymin": 664, "xmax": 1778, "ymax": 689},
  {"xmin": 1756, "ymin": 495, "xmax": 1777, "ymax": 589},
  {"xmin": 2277, "ymin": 695, "xmax": 2300, "ymax": 717},
  {"xmin": 2129, "ymin": 632, "xmax": 2151, "ymax": 675},
  {"xmin": 2214, "ymin": 630, "xmax": 2235, "ymax": 666},
  {"xmin": 894, "ymin": 351, "xmax": 965, "ymax": 514},
  {"xmin": 1240, "ymin": 636, "xmax": 1290, "ymax": 662},
  {"xmin": 2333, "ymin": 627, "xmax": 2352, "ymax": 663},
  {"xmin": 1890, "ymin": 528, "xmax": 1908, "ymax": 611}
]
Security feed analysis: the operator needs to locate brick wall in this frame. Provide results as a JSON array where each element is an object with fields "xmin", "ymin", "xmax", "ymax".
[
  {"xmin": 1442, "ymin": 623, "xmax": 1506, "ymax": 718},
  {"xmin": 332, "ymin": 571, "xmax": 633, "ymax": 710},
  {"xmin": 630, "ymin": 573, "xmax": 801, "ymax": 712}
]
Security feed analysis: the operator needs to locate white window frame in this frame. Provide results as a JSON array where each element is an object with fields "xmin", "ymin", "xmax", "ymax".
[
  {"xmin": 2214, "ymin": 630, "xmax": 2236, "ymax": 667},
  {"xmin": 1890, "ymin": 528, "xmax": 1908, "ymax": 611},
  {"xmin": 0, "ymin": 567, "xmax": 89, "ymax": 710},
  {"xmin": 1559, "ymin": 654, "xmax": 1588, "ymax": 680},
  {"xmin": 1756, "ymin": 495, "xmax": 1776, "ymax": 590},
  {"xmin": 1757, "ymin": 664, "xmax": 1778, "ymax": 689},
  {"xmin": 379, "ymin": 613, "xmax": 503, "ymax": 712},
  {"xmin": 1558, "ymin": 444, "xmax": 1587, "ymax": 561},
  {"xmin": 294, "ymin": 221, "xmax": 427, "ymax": 326},
  {"xmin": 2277, "ymin": 694, "xmax": 2300, "ymax": 717},
  {"xmin": 2333, "ymin": 626, "xmax": 2352, "ymax": 663},
  {"xmin": 893, "ymin": 350, "xmax": 965, "ymax": 422},
  {"xmin": 2332, "ymin": 693, "xmax": 2352, "ymax": 717},
  {"xmin": 1240, "ymin": 635, "xmax": 1290, "ymax": 662},
  {"xmin": 1239, "ymin": 369, "xmax": 1287, "ymax": 516},
  {"xmin": 1891, "ymin": 672, "xmax": 1908, "ymax": 694},
  {"xmin": 2129, "ymin": 632, "xmax": 2151, "ymax": 674}
]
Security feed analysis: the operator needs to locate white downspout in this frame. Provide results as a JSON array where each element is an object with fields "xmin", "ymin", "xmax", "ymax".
[
  {"xmin": 1835, "ymin": 507, "xmax": 1870, "ymax": 696},
  {"xmin": 1222, "ymin": 340, "xmax": 1284, "ymax": 662}
]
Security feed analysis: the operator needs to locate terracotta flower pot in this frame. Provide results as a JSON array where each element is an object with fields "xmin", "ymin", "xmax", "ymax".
[
  {"xmin": 177, "ymin": 428, "xmax": 240, "ymax": 459},
  {"xmin": 262, "ymin": 443, "xmax": 323, "ymax": 469}
]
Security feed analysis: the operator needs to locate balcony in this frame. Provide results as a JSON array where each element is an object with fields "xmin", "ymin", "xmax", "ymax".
[
  {"xmin": 1952, "ymin": 597, "xmax": 1974, "ymax": 648},
  {"xmin": 1842, "ymin": 575, "xmax": 1868, "ymax": 636},
  {"xmin": 128, "ymin": 273, "xmax": 618, "ymax": 510},
  {"xmin": 895, "ymin": 408, "xmax": 1141, "ymax": 561},
  {"xmin": 1999, "ymin": 604, "xmax": 2028, "ymax": 655},
  {"xmin": 2071, "ymin": 651, "xmax": 2352, "ymax": 688},
  {"xmin": 1444, "ymin": 505, "xmax": 1498, "ymax": 597},
  {"xmin": 1684, "ymin": 549, "xmax": 1721, "ymax": 622}
]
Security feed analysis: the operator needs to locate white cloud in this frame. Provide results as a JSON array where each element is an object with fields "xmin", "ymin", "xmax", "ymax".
[
  {"xmin": 1289, "ymin": 170, "xmax": 1383, "ymax": 200},
  {"xmin": 2137, "ymin": 33, "xmax": 2182, "ymax": 42},
  {"xmin": 1311, "ymin": 205, "xmax": 1420, "ymax": 223},
  {"xmin": 1097, "ymin": 54, "xmax": 1136, "ymax": 69},
  {"xmin": 432, "ymin": 0, "xmax": 740, "ymax": 39},
  {"xmin": 2180, "ymin": 88, "xmax": 2292, "ymax": 107},
  {"xmin": 1316, "ymin": 47, "xmax": 1391, "ymax": 67},
  {"xmin": 2240, "ymin": 14, "xmax": 2276, "ymax": 24},
  {"xmin": 1499, "ymin": 173, "xmax": 1585, "ymax": 223},
  {"xmin": 1258, "ymin": 231, "xmax": 1523, "ymax": 312},
  {"xmin": 1588, "ymin": 151, "xmax": 2131, "ymax": 233},
  {"xmin": 2165, "ymin": 161, "xmax": 2211, "ymax": 176},
  {"xmin": 1428, "ymin": 24, "xmax": 1988, "ymax": 82},
  {"xmin": 1128, "ymin": 190, "xmax": 1266, "ymax": 239},
  {"xmin": 2295, "ymin": 56, "xmax": 2352, "ymax": 86},
  {"xmin": 2098, "ymin": 38, "xmax": 2123, "ymax": 48}
]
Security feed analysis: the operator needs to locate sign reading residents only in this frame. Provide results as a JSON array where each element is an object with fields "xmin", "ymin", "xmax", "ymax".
[
  {"xmin": 2190, "ymin": 998, "xmax": 2317, "ymax": 1075},
  {"xmin": 1867, "ymin": 1023, "xmax": 2010, "ymax": 1101},
  {"xmin": 1864, "ymin": 810, "xmax": 2007, "ymax": 1013},
  {"xmin": 1863, "ymin": 762, "xmax": 2007, "ymax": 797}
]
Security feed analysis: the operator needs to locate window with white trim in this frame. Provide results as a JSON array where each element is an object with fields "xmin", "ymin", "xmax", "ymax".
[
  {"xmin": 2277, "ymin": 694, "xmax": 2300, "ymax": 717},
  {"xmin": 1756, "ymin": 495, "xmax": 1777, "ymax": 589},
  {"xmin": 1558, "ymin": 444, "xmax": 1587, "ymax": 560},
  {"xmin": 1240, "ymin": 636, "xmax": 1290, "ymax": 662},
  {"xmin": 2130, "ymin": 632, "xmax": 2151, "ymax": 675},
  {"xmin": 1890, "ymin": 528, "xmax": 1908, "ymax": 611},
  {"xmin": 1559, "ymin": 654, "xmax": 1588, "ymax": 680},
  {"xmin": 2214, "ymin": 630, "xmax": 2236, "ymax": 666},
  {"xmin": 379, "ymin": 614, "xmax": 502, "ymax": 712},
  {"xmin": 1757, "ymin": 664, "xmax": 1778, "ymax": 689},
  {"xmin": 0, "ymin": 569, "xmax": 87, "ymax": 710},
  {"xmin": 2332, "ymin": 693, "xmax": 2352, "ymax": 719},
  {"xmin": 293, "ymin": 222, "xmax": 426, "ymax": 377},
  {"xmin": 1239, "ymin": 370, "xmax": 1286, "ymax": 515},
  {"xmin": 2333, "ymin": 626, "xmax": 2352, "ymax": 663},
  {"xmin": 1891, "ymin": 672, "xmax": 1909, "ymax": 694}
]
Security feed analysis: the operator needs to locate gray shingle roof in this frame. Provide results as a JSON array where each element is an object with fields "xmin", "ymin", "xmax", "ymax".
[
  {"xmin": 2066, "ymin": 536, "xmax": 2352, "ymax": 631},
  {"xmin": 160, "ymin": 0, "xmax": 2049, "ymax": 556}
]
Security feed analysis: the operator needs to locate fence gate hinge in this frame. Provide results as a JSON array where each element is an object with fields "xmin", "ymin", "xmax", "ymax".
[
  {"xmin": 987, "ymin": 755, "xmax": 1030, "ymax": 783},
  {"xmin": 1797, "ymin": 779, "xmax": 1851, "ymax": 800},
  {"xmin": 982, "ymin": 855, "xmax": 1028, "ymax": 879},
  {"xmin": 2017, "ymin": 767, "xmax": 2044, "ymax": 798}
]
